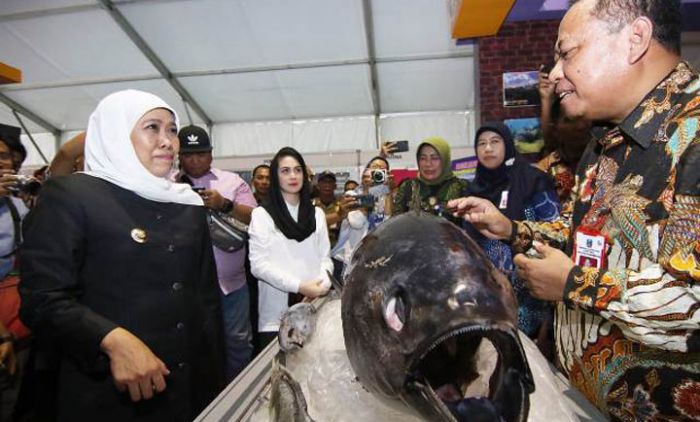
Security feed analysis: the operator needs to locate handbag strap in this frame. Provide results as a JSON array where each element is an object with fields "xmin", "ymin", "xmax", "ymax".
[{"xmin": 1, "ymin": 197, "xmax": 21, "ymax": 259}]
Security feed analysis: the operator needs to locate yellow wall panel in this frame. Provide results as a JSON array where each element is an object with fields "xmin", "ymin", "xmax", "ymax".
[
  {"xmin": 452, "ymin": 0, "xmax": 516, "ymax": 39},
  {"xmin": 0, "ymin": 62, "xmax": 22, "ymax": 85}
]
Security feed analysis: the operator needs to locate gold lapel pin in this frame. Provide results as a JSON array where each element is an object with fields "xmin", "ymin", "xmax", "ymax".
[{"xmin": 131, "ymin": 228, "xmax": 147, "ymax": 244}]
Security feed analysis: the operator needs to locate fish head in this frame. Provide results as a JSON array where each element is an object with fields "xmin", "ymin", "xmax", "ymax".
[
  {"xmin": 279, "ymin": 302, "xmax": 317, "ymax": 352},
  {"xmin": 341, "ymin": 212, "xmax": 534, "ymax": 422}
]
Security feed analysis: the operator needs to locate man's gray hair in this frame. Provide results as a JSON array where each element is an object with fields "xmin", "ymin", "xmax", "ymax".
[{"xmin": 570, "ymin": 0, "xmax": 681, "ymax": 54}]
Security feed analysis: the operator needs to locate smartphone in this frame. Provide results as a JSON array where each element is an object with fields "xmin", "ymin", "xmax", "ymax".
[
  {"xmin": 540, "ymin": 61, "xmax": 554, "ymax": 75},
  {"xmin": 192, "ymin": 186, "xmax": 206, "ymax": 193},
  {"xmin": 394, "ymin": 140, "xmax": 409, "ymax": 153},
  {"xmin": 355, "ymin": 194, "xmax": 375, "ymax": 208}
]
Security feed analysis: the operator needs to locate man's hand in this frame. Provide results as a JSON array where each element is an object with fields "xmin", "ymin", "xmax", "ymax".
[
  {"xmin": 100, "ymin": 328, "xmax": 170, "ymax": 402},
  {"xmin": 538, "ymin": 65, "xmax": 556, "ymax": 105},
  {"xmin": 513, "ymin": 242, "xmax": 575, "ymax": 301},
  {"xmin": 298, "ymin": 279, "xmax": 330, "ymax": 299},
  {"xmin": 199, "ymin": 189, "xmax": 225, "ymax": 210},
  {"xmin": 447, "ymin": 197, "xmax": 512, "ymax": 240},
  {"xmin": 338, "ymin": 195, "xmax": 357, "ymax": 218}
]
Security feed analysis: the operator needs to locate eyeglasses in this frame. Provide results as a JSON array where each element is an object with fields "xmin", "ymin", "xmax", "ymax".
[{"xmin": 476, "ymin": 139, "xmax": 502, "ymax": 149}]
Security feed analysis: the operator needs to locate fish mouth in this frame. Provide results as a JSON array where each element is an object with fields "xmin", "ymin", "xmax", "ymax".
[{"xmin": 407, "ymin": 324, "xmax": 534, "ymax": 422}]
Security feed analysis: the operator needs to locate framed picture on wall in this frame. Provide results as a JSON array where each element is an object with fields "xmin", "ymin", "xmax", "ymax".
[
  {"xmin": 504, "ymin": 117, "xmax": 544, "ymax": 157},
  {"xmin": 502, "ymin": 71, "xmax": 540, "ymax": 107}
]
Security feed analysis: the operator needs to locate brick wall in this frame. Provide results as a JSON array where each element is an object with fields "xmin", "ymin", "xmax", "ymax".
[{"xmin": 478, "ymin": 20, "xmax": 560, "ymax": 124}]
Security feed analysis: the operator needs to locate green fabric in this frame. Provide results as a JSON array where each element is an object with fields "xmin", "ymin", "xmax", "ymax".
[
  {"xmin": 392, "ymin": 177, "xmax": 469, "ymax": 226},
  {"xmin": 416, "ymin": 136, "xmax": 453, "ymax": 186}
]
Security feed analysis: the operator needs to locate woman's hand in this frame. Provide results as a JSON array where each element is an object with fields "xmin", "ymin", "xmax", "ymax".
[
  {"xmin": 380, "ymin": 141, "xmax": 397, "ymax": 158},
  {"xmin": 100, "ymin": 327, "xmax": 170, "ymax": 402},
  {"xmin": 447, "ymin": 197, "xmax": 513, "ymax": 240},
  {"xmin": 298, "ymin": 279, "xmax": 329, "ymax": 299}
]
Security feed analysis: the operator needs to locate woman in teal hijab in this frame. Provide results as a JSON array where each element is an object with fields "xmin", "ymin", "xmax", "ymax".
[{"xmin": 393, "ymin": 137, "xmax": 469, "ymax": 225}]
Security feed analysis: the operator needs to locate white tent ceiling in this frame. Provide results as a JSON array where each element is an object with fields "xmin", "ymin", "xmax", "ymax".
[{"xmin": 0, "ymin": 0, "xmax": 476, "ymax": 167}]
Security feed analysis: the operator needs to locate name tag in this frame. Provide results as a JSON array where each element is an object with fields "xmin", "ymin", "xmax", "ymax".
[
  {"xmin": 499, "ymin": 191, "xmax": 509, "ymax": 209},
  {"xmin": 573, "ymin": 227, "xmax": 608, "ymax": 269}
]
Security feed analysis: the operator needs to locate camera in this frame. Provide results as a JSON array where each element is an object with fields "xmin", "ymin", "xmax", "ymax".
[
  {"xmin": 370, "ymin": 169, "xmax": 386, "ymax": 185},
  {"xmin": 8, "ymin": 175, "xmax": 41, "ymax": 195},
  {"xmin": 355, "ymin": 194, "xmax": 375, "ymax": 208}
]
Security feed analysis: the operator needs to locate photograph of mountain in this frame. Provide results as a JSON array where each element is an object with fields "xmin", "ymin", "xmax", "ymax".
[{"xmin": 503, "ymin": 71, "xmax": 540, "ymax": 107}]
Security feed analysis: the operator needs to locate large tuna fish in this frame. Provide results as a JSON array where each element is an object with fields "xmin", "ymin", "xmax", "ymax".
[{"xmin": 341, "ymin": 212, "xmax": 535, "ymax": 422}]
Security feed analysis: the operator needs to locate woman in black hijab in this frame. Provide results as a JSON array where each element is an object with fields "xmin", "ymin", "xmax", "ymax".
[
  {"xmin": 469, "ymin": 122, "xmax": 558, "ymax": 221},
  {"xmin": 248, "ymin": 147, "xmax": 333, "ymax": 348},
  {"xmin": 467, "ymin": 122, "xmax": 560, "ymax": 340}
]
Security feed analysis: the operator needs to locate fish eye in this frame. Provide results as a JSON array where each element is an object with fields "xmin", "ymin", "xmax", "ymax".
[{"xmin": 384, "ymin": 292, "xmax": 408, "ymax": 332}]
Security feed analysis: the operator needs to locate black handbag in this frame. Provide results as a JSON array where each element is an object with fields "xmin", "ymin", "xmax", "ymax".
[{"xmin": 208, "ymin": 210, "xmax": 249, "ymax": 252}]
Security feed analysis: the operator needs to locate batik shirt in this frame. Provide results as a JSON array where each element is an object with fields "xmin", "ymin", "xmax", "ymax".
[
  {"xmin": 537, "ymin": 150, "xmax": 576, "ymax": 217},
  {"xmin": 313, "ymin": 197, "xmax": 341, "ymax": 247},
  {"xmin": 510, "ymin": 62, "xmax": 700, "ymax": 421}
]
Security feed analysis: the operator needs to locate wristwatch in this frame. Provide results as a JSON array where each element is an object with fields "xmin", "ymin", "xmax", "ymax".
[
  {"xmin": 0, "ymin": 334, "xmax": 14, "ymax": 344},
  {"xmin": 221, "ymin": 199, "xmax": 234, "ymax": 214}
]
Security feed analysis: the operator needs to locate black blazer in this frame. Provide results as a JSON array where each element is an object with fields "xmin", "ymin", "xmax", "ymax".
[{"xmin": 19, "ymin": 174, "xmax": 224, "ymax": 422}]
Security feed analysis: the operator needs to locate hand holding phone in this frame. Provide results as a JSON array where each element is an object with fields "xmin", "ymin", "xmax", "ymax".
[{"xmin": 393, "ymin": 140, "xmax": 409, "ymax": 153}]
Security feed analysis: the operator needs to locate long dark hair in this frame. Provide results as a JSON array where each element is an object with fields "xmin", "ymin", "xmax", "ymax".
[{"xmin": 262, "ymin": 147, "xmax": 316, "ymax": 242}]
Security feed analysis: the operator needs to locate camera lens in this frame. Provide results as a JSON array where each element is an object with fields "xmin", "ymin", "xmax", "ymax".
[{"xmin": 371, "ymin": 170, "xmax": 385, "ymax": 184}]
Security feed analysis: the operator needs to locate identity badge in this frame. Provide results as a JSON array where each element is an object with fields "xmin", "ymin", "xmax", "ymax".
[
  {"xmin": 499, "ymin": 191, "xmax": 509, "ymax": 209},
  {"xmin": 573, "ymin": 227, "xmax": 608, "ymax": 269}
]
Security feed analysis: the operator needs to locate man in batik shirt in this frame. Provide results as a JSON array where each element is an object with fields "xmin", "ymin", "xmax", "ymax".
[{"xmin": 450, "ymin": 1, "xmax": 699, "ymax": 420}]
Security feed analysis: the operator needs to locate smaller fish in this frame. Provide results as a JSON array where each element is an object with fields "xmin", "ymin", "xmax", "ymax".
[
  {"xmin": 279, "ymin": 302, "xmax": 317, "ymax": 352},
  {"xmin": 270, "ymin": 358, "xmax": 315, "ymax": 422}
]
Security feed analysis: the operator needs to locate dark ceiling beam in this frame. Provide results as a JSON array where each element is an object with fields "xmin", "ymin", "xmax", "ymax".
[
  {"xmin": 0, "ymin": 92, "xmax": 60, "ymax": 136},
  {"xmin": 1, "ymin": 51, "xmax": 474, "ymax": 92},
  {"xmin": 362, "ymin": 0, "xmax": 381, "ymax": 144},
  {"xmin": 97, "ymin": 0, "xmax": 213, "ymax": 126}
]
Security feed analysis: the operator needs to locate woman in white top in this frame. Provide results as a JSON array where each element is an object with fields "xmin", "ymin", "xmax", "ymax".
[{"xmin": 248, "ymin": 147, "xmax": 332, "ymax": 348}]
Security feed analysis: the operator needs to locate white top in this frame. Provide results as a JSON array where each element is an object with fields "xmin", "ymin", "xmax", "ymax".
[
  {"xmin": 332, "ymin": 209, "xmax": 369, "ymax": 266},
  {"xmin": 248, "ymin": 203, "xmax": 333, "ymax": 332}
]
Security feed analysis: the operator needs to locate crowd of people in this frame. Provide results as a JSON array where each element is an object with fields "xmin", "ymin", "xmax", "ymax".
[{"xmin": 0, "ymin": 1, "xmax": 697, "ymax": 421}]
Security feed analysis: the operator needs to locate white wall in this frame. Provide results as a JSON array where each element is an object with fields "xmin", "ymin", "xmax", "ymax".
[{"xmin": 212, "ymin": 110, "xmax": 475, "ymax": 174}]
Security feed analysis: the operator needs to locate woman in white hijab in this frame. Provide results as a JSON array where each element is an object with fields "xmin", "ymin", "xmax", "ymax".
[{"xmin": 19, "ymin": 90, "xmax": 224, "ymax": 422}]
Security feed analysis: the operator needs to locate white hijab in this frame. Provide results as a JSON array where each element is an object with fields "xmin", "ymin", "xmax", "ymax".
[{"xmin": 83, "ymin": 89, "xmax": 203, "ymax": 206}]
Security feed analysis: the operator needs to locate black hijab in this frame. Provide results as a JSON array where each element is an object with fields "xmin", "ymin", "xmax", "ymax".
[
  {"xmin": 263, "ymin": 147, "xmax": 316, "ymax": 242},
  {"xmin": 469, "ymin": 122, "xmax": 555, "ymax": 220}
]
